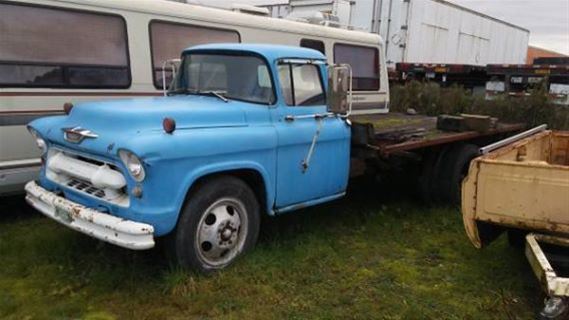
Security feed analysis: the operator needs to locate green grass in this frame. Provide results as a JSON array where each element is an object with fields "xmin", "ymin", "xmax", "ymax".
[{"xmin": 0, "ymin": 185, "xmax": 541, "ymax": 319}]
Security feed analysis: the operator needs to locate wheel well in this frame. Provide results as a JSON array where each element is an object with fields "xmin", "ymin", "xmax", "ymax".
[{"xmin": 186, "ymin": 169, "xmax": 268, "ymax": 215}]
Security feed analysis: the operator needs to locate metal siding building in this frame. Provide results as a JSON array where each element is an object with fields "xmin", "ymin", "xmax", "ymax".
[
  {"xmin": 216, "ymin": 0, "xmax": 530, "ymax": 67},
  {"xmin": 360, "ymin": 0, "xmax": 530, "ymax": 67}
]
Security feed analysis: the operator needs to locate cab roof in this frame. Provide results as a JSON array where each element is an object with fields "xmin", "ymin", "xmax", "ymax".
[{"xmin": 183, "ymin": 43, "xmax": 327, "ymax": 62}]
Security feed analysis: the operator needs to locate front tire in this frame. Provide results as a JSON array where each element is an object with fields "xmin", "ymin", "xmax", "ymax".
[{"xmin": 169, "ymin": 176, "xmax": 260, "ymax": 273}]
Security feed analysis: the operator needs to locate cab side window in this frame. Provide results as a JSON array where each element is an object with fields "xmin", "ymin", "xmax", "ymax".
[{"xmin": 277, "ymin": 63, "xmax": 325, "ymax": 106}]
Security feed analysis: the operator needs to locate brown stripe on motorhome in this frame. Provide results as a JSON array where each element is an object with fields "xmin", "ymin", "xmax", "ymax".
[
  {"xmin": 0, "ymin": 110, "xmax": 66, "ymax": 126},
  {"xmin": 0, "ymin": 92, "xmax": 162, "ymax": 97}
]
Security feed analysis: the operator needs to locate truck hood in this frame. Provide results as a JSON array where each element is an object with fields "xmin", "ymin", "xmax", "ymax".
[
  {"xmin": 32, "ymin": 95, "xmax": 253, "ymax": 157},
  {"xmin": 63, "ymin": 95, "xmax": 249, "ymax": 133}
]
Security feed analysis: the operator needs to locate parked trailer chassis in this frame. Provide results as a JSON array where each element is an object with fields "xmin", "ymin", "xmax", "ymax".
[
  {"xmin": 526, "ymin": 234, "xmax": 569, "ymax": 319},
  {"xmin": 462, "ymin": 128, "xmax": 569, "ymax": 319}
]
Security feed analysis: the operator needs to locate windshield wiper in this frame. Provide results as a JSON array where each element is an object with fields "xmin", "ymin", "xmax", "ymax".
[
  {"xmin": 197, "ymin": 90, "xmax": 229, "ymax": 103},
  {"xmin": 172, "ymin": 88, "xmax": 230, "ymax": 102}
]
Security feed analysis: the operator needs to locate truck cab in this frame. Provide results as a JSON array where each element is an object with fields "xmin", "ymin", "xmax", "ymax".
[{"xmin": 25, "ymin": 44, "xmax": 352, "ymax": 272}]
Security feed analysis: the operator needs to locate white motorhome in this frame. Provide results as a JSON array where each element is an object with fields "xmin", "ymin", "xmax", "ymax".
[{"xmin": 0, "ymin": 0, "xmax": 389, "ymax": 195}]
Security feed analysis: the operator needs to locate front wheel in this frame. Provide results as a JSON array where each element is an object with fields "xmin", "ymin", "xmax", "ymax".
[{"xmin": 168, "ymin": 176, "xmax": 260, "ymax": 273}]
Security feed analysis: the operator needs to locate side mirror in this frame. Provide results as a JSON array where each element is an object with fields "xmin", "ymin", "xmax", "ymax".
[
  {"xmin": 327, "ymin": 64, "xmax": 352, "ymax": 116},
  {"xmin": 161, "ymin": 58, "xmax": 181, "ymax": 96}
]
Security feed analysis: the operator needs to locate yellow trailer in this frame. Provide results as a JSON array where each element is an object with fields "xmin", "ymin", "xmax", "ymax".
[{"xmin": 461, "ymin": 126, "xmax": 569, "ymax": 319}]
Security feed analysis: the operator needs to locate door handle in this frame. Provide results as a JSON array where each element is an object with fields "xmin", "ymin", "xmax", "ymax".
[{"xmin": 284, "ymin": 113, "xmax": 333, "ymax": 122}]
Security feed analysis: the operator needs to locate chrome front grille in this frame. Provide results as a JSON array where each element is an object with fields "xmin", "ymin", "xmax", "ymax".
[
  {"xmin": 45, "ymin": 149, "xmax": 129, "ymax": 207},
  {"xmin": 67, "ymin": 179, "xmax": 106, "ymax": 199}
]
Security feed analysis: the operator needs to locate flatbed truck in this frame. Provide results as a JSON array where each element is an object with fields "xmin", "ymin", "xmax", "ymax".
[{"xmin": 24, "ymin": 44, "xmax": 523, "ymax": 272}]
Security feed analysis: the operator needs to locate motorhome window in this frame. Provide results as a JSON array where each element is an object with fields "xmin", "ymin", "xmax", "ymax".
[
  {"xmin": 150, "ymin": 21, "xmax": 240, "ymax": 89},
  {"xmin": 0, "ymin": 3, "xmax": 130, "ymax": 88},
  {"xmin": 172, "ymin": 53, "xmax": 275, "ymax": 104},
  {"xmin": 300, "ymin": 39, "xmax": 325, "ymax": 55},
  {"xmin": 278, "ymin": 63, "xmax": 325, "ymax": 106},
  {"xmin": 334, "ymin": 44, "xmax": 380, "ymax": 91}
]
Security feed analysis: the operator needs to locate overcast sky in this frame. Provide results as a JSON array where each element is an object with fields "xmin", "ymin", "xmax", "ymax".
[
  {"xmin": 449, "ymin": 0, "xmax": 569, "ymax": 55},
  {"xmin": 196, "ymin": 0, "xmax": 569, "ymax": 55}
]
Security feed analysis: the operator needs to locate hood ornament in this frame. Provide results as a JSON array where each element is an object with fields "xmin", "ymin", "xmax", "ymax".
[{"xmin": 62, "ymin": 126, "xmax": 98, "ymax": 143}]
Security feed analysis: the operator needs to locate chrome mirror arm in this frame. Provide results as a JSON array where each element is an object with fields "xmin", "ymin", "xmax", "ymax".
[{"xmin": 161, "ymin": 58, "xmax": 181, "ymax": 96}]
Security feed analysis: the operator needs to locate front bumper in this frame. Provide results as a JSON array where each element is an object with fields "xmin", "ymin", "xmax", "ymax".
[{"xmin": 25, "ymin": 181, "xmax": 155, "ymax": 250}]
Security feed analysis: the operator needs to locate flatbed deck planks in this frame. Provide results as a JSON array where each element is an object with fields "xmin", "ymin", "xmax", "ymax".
[{"xmin": 350, "ymin": 113, "xmax": 525, "ymax": 157}]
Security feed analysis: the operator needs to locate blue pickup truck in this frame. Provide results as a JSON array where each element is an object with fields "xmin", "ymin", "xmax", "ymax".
[
  {"xmin": 25, "ymin": 43, "xmax": 521, "ymax": 272},
  {"xmin": 25, "ymin": 44, "xmax": 355, "ymax": 272}
]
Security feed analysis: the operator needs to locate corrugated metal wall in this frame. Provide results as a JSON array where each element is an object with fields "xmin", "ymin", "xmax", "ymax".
[
  {"xmin": 404, "ymin": 0, "xmax": 529, "ymax": 66},
  {"xmin": 210, "ymin": 0, "xmax": 530, "ymax": 67},
  {"xmin": 350, "ymin": 0, "xmax": 529, "ymax": 66}
]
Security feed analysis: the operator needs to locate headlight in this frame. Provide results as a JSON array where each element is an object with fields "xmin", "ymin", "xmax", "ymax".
[
  {"xmin": 119, "ymin": 150, "xmax": 146, "ymax": 182},
  {"xmin": 28, "ymin": 127, "xmax": 47, "ymax": 155}
]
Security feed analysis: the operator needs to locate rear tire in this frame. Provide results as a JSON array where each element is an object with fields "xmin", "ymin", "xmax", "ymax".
[
  {"xmin": 439, "ymin": 143, "xmax": 479, "ymax": 205},
  {"xmin": 420, "ymin": 147, "xmax": 452, "ymax": 203},
  {"xmin": 168, "ymin": 176, "xmax": 260, "ymax": 273},
  {"xmin": 417, "ymin": 151, "xmax": 438, "ymax": 204}
]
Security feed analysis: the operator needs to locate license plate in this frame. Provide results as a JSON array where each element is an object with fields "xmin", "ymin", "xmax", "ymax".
[{"xmin": 54, "ymin": 206, "xmax": 73, "ymax": 223}]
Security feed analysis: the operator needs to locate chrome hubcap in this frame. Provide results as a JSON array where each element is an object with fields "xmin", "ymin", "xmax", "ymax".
[
  {"xmin": 195, "ymin": 198, "xmax": 248, "ymax": 267},
  {"xmin": 221, "ymin": 228, "xmax": 232, "ymax": 240}
]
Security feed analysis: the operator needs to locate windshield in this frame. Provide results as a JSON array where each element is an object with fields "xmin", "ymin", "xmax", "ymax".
[{"xmin": 169, "ymin": 53, "xmax": 275, "ymax": 104}]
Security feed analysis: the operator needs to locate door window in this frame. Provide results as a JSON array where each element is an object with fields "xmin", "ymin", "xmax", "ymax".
[{"xmin": 278, "ymin": 63, "xmax": 325, "ymax": 106}]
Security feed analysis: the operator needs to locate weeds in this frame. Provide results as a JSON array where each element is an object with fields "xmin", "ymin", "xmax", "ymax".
[{"xmin": 390, "ymin": 80, "xmax": 569, "ymax": 130}]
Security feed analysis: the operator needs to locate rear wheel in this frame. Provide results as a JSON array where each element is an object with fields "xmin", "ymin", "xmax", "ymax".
[
  {"xmin": 417, "ymin": 151, "xmax": 437, "ymax": 204},
  {"xmin": 168, "ymin": 176, "xmax": 260, "ymax": 273},
  {"xmin": 439, "ymin": 143, "xmax": 480, "ymax": 205},
  {"xmin": 418, "ymin": 147, "xmax": 451, "ymax": 204}
]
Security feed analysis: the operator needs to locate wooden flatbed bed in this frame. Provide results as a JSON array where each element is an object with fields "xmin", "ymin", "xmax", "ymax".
[{"xmin": 351, "ymin": 113, "xmax": 525, "ymax": 156}]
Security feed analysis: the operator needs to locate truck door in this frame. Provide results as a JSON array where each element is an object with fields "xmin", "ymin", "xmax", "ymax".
[{"xmin": 272, "ymin": 61, "xmax": 351, "ymax": 208}]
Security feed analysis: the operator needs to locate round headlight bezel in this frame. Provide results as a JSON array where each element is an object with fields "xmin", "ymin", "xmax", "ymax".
[
  {"xmin": 28, "ymin": 127, "xmax": 47, "ymax": 155},
  {"xmin": 119, "ymin": 150, "xmax": 146, "ymax": 182}
]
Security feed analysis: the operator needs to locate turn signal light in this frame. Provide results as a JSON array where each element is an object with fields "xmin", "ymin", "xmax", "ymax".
[
  {"xmin": 163, "ymin": 117, "xmax": 176, "ymax": 134},
  {"xmin": 63, "ymin": 102, "xmax": 74, "ymax": 115}
]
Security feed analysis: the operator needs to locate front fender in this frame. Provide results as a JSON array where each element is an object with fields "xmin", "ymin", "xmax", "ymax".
[
  {"xmin": 174, "ymin": 160, "xmax": 276, "ymax": 221},
  {"xmin": 101, "ymin": 125, "xmax": 278, "ymax": 236}
]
